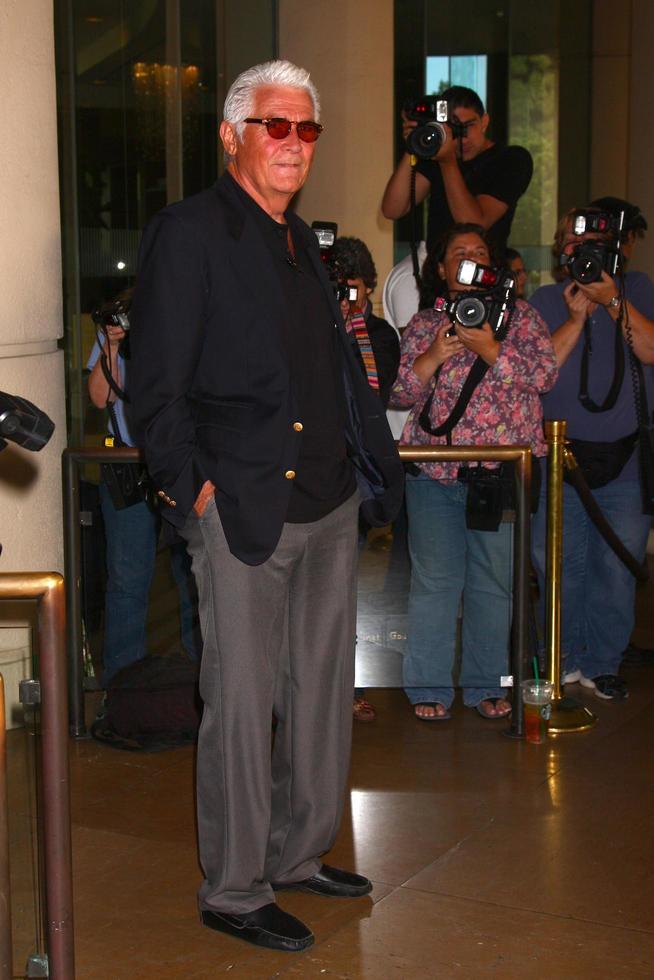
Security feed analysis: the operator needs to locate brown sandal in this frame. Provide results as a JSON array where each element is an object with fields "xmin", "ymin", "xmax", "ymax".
[{"xmin": 353, "ymin": 697, "xmax": 376, "ymax": 722}]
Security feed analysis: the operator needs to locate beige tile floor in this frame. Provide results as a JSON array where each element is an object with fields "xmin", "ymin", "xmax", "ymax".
[{"xmin": 7, "ymin": 549, "xmax": 654, "ymax": 978}]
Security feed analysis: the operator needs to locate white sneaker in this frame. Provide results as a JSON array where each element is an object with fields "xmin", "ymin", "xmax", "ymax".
[{"xmin": 562, "ymin": 669, "xmax": 596, "ymax": 690}]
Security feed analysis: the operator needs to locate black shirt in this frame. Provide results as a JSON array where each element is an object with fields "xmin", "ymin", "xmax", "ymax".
[
  {"xmin": 226, "ymin": 173, "xmax": 355, "ymax": 523},
  {"xmin": 416, "ymin": 143, "xmax": 533, "ymax": 252}
]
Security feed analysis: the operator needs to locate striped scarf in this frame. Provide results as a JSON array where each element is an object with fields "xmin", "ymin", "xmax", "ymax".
[{"xmin": 349, "ymin": 312, "xmax": 379, "ymax": 391}]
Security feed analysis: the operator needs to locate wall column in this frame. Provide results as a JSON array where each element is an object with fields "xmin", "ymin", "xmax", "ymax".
[
  {"xmin": 628, "ymin": 0, "xmax": 654, "ymax": 274},
  {"xmin": 0, "ymin": 0, "xmax": 66, "ymax": 722},
  {"xmin": 278, "ymin": 0, "xmax": 395, "ymax": 294}
]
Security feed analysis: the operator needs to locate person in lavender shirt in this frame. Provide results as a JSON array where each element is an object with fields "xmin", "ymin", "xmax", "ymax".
[{"xmin": 530, "ymin": 201, "xmax": 654, "ymax": 700}]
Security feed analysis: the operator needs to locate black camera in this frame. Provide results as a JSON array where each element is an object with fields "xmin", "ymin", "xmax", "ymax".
[
  {"xmin": 571, "ymin": 209, "xmax": 622, "ymax": 237},
  {"xmin": 437, "ymin": 261, "xmax": 515, "ymax": 336},
  {"xmin": 92, "ymin": 297, "xmax": 131, "ymax": 332},
  {"xmin": 0, "ymin": 391, "xmax": 54, "ymax": 452},
  {"xmin": 334, "ymin": 282, "xmax": 358, "ymax": 303},
  {"xmin": 559, "ymin": 208, "xmax": 624, "ymax": 284},
  {"xmin": 311, "ymin": 220, "xmax": 338, "ymax": 264},
  {"xmin": 403, "ymin": 96, "xmax": 470, "ymax": 160},
  {"xmin": 560, "ymin": 242, "xmax": 621, "ymax": 284},
  {"xmin": 315, "ymin": 223, "xmax": 359, "ymax": 304}
]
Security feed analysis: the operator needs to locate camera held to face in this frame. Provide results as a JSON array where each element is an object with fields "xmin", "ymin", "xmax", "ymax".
[
  {"xmin": 560, "ymin": 243, "xmax": 621, "ymax": 285},
  {"xmin": 560, "ymin": 208, "xmax": 625, "ymax": 284},
  {"xmin": 403, "ymin": 97, "xmax": 470, "ymax": 160},
  {"xmin": 92, "ymin": 297, "xmax": 131, "ymax": 332},
  {"xmin": 437, "ymin": 261, "xmax": 516, "ymax": 336}
]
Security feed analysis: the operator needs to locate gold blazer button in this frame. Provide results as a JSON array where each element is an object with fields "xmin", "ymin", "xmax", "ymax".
[{"xmin": 284, "ymin": 470, "xmax": 296, "ymax": 480}]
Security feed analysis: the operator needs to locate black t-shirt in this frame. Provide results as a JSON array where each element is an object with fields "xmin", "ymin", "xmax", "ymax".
[
  {"xmin": 226, "ymin": 173, "xmax": 355, "ymax": 524},
  {"xmin": 416, "ymin": 143, "xmax": 533, "ymax": 252}
]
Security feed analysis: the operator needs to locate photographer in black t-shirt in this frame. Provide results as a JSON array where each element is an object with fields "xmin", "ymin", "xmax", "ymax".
[{"xmin": 381, "ymin": 86, "xmax": 533, "ymax": 254}]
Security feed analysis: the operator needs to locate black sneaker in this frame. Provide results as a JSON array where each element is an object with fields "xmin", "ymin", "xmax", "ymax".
[{"xmin": 593, "ymin": 674, "xmax": 629, "ymax": 700}]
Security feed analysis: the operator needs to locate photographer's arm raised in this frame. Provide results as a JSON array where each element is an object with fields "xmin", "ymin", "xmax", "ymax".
[
  {"xmin": 619, "ymin": 304, "xmax": 654, "ymax": 364},
  {"xmin": 437, "ymin": 144, "xmax": 508, "ymax": 229},
  {"xmin": 381, "ymin": 152, "xmax": 431, "ymax": 220},
  {"xmin": 578, "ymin": 273, "xmax": 654, "ymax": 365},
  {"xmin": 550, "ymin": 282, "xmax": 596, "ymax": 368},
  {"xmin": 88, "ymin": 325, "xmax": 125, "ymax": 408}
]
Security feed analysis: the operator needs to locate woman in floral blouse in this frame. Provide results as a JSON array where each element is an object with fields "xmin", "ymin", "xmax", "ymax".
[{"xmin": 391, "ymin": 224, "xmax": 557, "ymax": 721}]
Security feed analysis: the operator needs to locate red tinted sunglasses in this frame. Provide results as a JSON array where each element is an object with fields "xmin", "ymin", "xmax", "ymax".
[{"xmin": 244, "ymin": 117, "xmax": 323, "ymax": 143}]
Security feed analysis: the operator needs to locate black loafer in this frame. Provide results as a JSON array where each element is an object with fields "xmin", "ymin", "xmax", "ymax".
[
  {"xmin": 200, "ymin": 902, "xmax": 314, "ymax": 952},
  {"xmin": 272, "ymin": 864, "xmax": 372, "ymax": 897}
]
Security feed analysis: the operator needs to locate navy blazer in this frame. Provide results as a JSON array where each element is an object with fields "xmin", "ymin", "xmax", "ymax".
[{"xmin": 130, "ymin": 174, "xmax": 404, "ymax": 565}]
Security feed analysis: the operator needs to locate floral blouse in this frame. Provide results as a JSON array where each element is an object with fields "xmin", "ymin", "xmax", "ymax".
[{"xmin": 390, "ymin": 299, "xmax": 558, "ymax": 482}]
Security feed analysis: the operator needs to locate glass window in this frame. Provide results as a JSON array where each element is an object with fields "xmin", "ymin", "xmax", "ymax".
[
  {"xmin": 54, "ymin": 0, "xmax": 276, "ymax": 694},
  {"xmin": 393, "ymin": 0, "xmax": 592, "ymax": 292},
  {"xmin": 426, "ymin": 55, "xmax": 488, "ymax": 105},
  {"xmin": 55, "ymin": 0, "xmax": 276, "ymax": 445}
]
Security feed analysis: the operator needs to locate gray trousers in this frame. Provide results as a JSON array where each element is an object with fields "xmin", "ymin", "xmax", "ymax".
[{"xmin": 180, "ymin": 491, "xmax": 360, "ymax": 914}]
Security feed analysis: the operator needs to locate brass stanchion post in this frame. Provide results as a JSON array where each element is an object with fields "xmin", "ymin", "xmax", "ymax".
[{"xmin": 544, "ymin": 421, "xmax": 596, "ymax": 733}]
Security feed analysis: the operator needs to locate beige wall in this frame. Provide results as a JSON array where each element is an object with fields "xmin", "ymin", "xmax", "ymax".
[
  {"xmin": 589, "ymin": 0, "xmax": 631, "ymax": 201},
  {"xmin": 590, "ymin": 0, "xmax": 654, "ymax": 276},
  {"xmin": 278, "ymin": 0, "xmax": 395, "ymax": 303},
  {"xmin": 0, "ymin": 0, "xmax": 66, "ymax": 721},
  {"xmin": 628, "ymin": 0, "xmax": 654, "ymax": 275}
]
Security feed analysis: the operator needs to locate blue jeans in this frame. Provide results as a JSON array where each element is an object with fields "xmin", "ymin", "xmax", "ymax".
[
  {"xmin": 100, "ymin": 484, "xmax": 201, "ymax": 684},
  {"xmin": 404, "ymin": 476, "xmax": 513, "ymax": 709},
  {"xmin": 532, "ymin": 479, "xmax": 650, "ymax": 678}
]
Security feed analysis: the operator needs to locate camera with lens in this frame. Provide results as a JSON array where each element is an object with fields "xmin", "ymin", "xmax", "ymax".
[
  {"xmin": 314, "ymin": 222, "xmax": 359, "ymax": 304},
  {"xmin": 333, "ymin": 282, "xmax": 358, "ymax": 303},
  {"xmin": 403, "ymin": 96, "xmax": 469, "ymax": 160},
  {"xmin": 437, "ymin": 261, "xmax": 516, "ymax": 336},
  {"xmin": 559, "ymin": 208, "xmax": 624, "ymax": 284},
  {"xmin": 91, "ymin": 296, "xmax": 131, "ymax": 332},
  {"xmin": 311, "ymin": 220, "xmax": 338, "ymax": 264}
]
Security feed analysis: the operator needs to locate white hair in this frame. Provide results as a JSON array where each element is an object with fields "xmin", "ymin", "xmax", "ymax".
[{"xmin": 223, "ymin": 60, "xmax": 321, "ymax": 144}]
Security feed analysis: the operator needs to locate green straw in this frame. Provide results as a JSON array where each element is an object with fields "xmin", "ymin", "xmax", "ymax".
[{"xmin": 532, "ymin": 656, "xmax": 540, "ymax": 682}]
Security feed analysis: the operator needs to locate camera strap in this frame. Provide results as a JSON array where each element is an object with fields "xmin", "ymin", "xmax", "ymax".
[
  {"xmin": 409, "ymin": 158, "xmax": 422, "ymax": 289},
  {"xmin": 418, "ymin": 356, "xmax": 490, "ymax": 441},
  {"xmin": 578, "ymin": 312, "xmax": 624, "ymax": 412},
  {"xmin": 100, "ymin": 350, "xmax": 130, "ymax": 403}
]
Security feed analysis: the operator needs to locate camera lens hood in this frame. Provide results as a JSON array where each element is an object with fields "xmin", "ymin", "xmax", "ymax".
[
  {"xmin": 569, "ymin": 246, "xmax": 604, "ymax": 284},
  {"xmin": 454, "ymin": 295, "xmax": 487, "ymax": 328},
  {"xmin": 406, "ymin": 121, "xmax": 447, "ymax": 160}
]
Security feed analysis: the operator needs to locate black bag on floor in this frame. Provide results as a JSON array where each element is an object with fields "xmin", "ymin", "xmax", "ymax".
[{"xmin": 91, "ymin": 653, "xmax": 202, "ymax": 751}]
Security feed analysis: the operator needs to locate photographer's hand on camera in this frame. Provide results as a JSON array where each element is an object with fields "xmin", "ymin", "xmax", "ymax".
[
  {"xmin": 412, "ymin": 322, "xmax": 464, "ymax": 385},
  {"xmin": 400, "ymin": 109, "xmax": 417, "ymax": 144},
  {"xmin": 550, "ymin": 281, "xmax": 597, "ymax": 367},
  {"xmin": 455, "ymin": 321, "xmax": 500, "ymax": 366}
]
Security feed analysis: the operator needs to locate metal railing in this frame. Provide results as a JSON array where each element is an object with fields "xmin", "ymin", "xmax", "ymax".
[
  {"xmin": 62, "ymin": 446, "xmax": 141, "ymax": 737},
  {"xmin": 398, "ymin": 444, "xmax": 532, "ymax": 737},
  {"xmin": 0, "ymin": 571, "xmax": 74, "ymax": 979},
  {"xmin": 65, "ymin": 444, "xmax": 532, "ymax": 737}
]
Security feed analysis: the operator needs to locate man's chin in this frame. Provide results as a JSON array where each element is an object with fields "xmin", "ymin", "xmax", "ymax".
[{"xmin": 272, "ymin": 173, "xmax": 307, "ymax": 195}]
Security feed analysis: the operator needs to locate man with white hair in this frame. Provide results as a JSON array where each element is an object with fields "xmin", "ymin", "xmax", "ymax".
[{"xmin": 130, "ymin": 61, "xmax": 403, "ymax": 952}]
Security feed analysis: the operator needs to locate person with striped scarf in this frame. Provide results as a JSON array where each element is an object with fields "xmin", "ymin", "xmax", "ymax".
[{"xmin": 331, "ymin": 236, "xmax": 401, "ymax": 722}]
